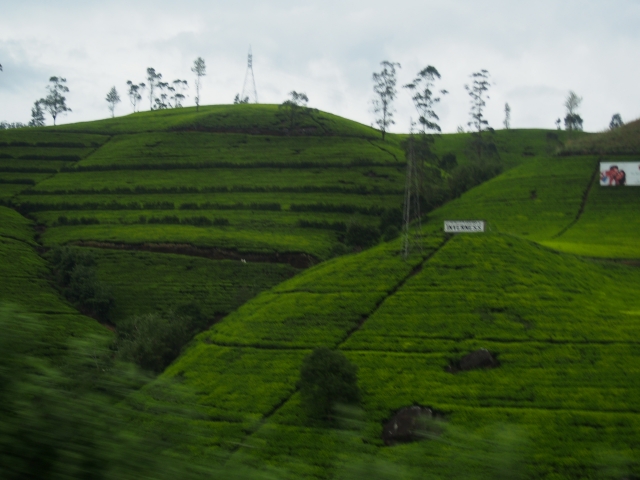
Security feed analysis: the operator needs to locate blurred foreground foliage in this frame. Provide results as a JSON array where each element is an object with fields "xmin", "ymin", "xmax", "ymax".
[{"xmin": 0, "ymin": 303, "xmax": 276, "ymax": 480}]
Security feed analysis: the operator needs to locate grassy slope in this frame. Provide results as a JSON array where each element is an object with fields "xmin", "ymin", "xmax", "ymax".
[
  {"xmin": 149, "ymin": 122, "xmax": 640, "ymax": 478},
  {"xmin": 158, "ymin": 228, "xmax": 640, "ymax": 478},
  {"xmin": 0, "ymin": 206, "xmax": 108, "ymax": 360},
  {"xmin": 541, "ymin": 121, "xmax": 640, "ymax": 258},
  {"xmin": 2, "ymin": 106, "xmax": 408, "ymax": 259},
  {"xmin": 2, "ymin": 107, "xmax": 639, "ymax": 477}
]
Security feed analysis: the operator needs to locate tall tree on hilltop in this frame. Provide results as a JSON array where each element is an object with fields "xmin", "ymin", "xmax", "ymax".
[
  {"xmin": 564, "ymin": 91, "xmax": 583, "ymax": 131},
  {"xmin": 504, "ymin": 103, "xmax": 511, "ymax": 130},
  {"xmin": 372, "ymin": 61, "xmax": 401, "ymax": 141},
  {"xmin": 126, "ymin": 81, "xmax": 145, "ymax": 112},
  {"xmin": 28, "ymin": 100, "xmax": 46, "ymax": 127},
  {"xmin": 42, "ymin": 76, "xmax": 71, "ymax": 126},
  {"xmin": 171, "ymin": 79, "xmax": 188, "ymax": 108},
  {"xmin": 609, "ymin": 113, "xmax": 624, "ymax": 130},
  {"xmin": 465, "ymin": 70, "xmax": 495, "ymax": 161},
  {"xmin": 404, "ymin": 65, "xmax": 447, "ymax": 135},
  {"xmin": 105, "ymin": 86, "xmax": 121, "ymax": 118},
  {"xmin": 153, "ymin": 81, "xmax": 171, "ymax": 109},
  {"xmin": 146, "ymin": 68, "xmax": 162, "ymax": 110},
  {"xmin": 191, "ymin": 57, "xmax": 206, "ymax": 111},
  {"xmin": 279, "ymin": 91, "xmax": 311, "ymax": 132}
]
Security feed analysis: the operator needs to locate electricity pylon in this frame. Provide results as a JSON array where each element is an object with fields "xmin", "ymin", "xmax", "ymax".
[
  {"xmin": 401, "ymin": 127, "xmax": 423, "ymax": 260},
  {"xmin": 241, "ymin": 46, "xmax": 258, "ymax": 104}
]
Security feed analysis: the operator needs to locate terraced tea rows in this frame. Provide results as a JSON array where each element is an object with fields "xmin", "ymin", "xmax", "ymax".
[{"xmin": 157, "ymin": 232, "xmax": 640, "ymax": 478}]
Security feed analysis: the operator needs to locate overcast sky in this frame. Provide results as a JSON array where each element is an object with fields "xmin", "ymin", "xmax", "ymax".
[{"xmin": 1, "ymin": 0, "xmax": 638, "ymax": 133}]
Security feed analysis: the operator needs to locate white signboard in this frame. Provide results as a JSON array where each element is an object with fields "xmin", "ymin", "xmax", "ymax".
[
  {"xmin": 600, "ymin": 162, "xmax": 640, "ymax": 186},
  {"xmin": 444, "ymin": 220, "xmax": 485, "ymax": 233}
]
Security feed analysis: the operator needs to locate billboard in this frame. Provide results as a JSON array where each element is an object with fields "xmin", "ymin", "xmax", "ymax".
[
  {"xmin": 600, "ymin": 162, "xmax": 640, "ymax": 186},
  {"xmin": 444, "ymin": 220, "xmax": 485, "ymax": 233}
]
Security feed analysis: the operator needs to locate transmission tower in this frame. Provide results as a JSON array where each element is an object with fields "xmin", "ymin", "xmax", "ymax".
[
  {"xmin": 401, "ymin": 129, "xmax": 424, "ymax": 260},
  {"xmin": 241, "ymin": 46, "xmax": 258, "ymax": 103}
]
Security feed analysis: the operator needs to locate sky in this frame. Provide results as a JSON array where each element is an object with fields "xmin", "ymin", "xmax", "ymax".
[{"xmin": 1, "ymin": 0, "xmax": 639, "ymax": 133}]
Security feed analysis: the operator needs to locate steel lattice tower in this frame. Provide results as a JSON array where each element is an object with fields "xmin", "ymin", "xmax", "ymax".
[
  {"xmin": 401, "ymin": 129, "xmax": 423, "ymax": 260},
  {"xmin": 241, "ymin": 46, "xmax": 258, "ymax": 104}
]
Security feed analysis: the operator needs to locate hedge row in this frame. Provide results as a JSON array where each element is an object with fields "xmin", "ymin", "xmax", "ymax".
[
  {"xmin": 23, "ymin": 185, "xmax": 401, "ymax": 196},
  {"xmin": 0, "ymin": 167, "xmax": 58, "ymax": 173},
  {"xmin": 0, "ymin": 178, "xmax": 36, "ymax": 186},
  {"xmin": 60, "ymin": 159, "xmax": 397, "ymax": 172},
  {"xmin": 0, "ymin": 141, "xmax": 90, "ymax": 148},
  {"xmin": 290, "ymin": 203, "xmax": 386, "ymax": 216},
  {"xmin": 17, "ymin": 200, "xmax": 283, "ymax": 213},
  {"xmin": 55, "ymin": 215, "xmax": 230, "ymax": 227}
]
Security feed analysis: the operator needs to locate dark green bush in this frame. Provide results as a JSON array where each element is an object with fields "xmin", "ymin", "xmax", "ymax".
[
  {"xmin": 345, "ymin": 222, "xmax": 379, "ymax": 248},
  {"xmin": 115, "ymin": 304, "xmax": 205, "ymax": 373},
  {"xmin": 382, "ymin": 225, "xmax": 400, "ymax": 241},
  {"xmin": 298, "ymin": 347, "xmax": 360, "ymax": 420},
  {"xmin": 48, "ymin": 246, "xmax": 114, "ymax": 321}
]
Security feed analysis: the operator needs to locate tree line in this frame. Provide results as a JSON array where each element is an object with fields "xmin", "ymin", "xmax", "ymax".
[{"xmin": 0, "ymin": 57, "xmax": 627, "ymax": 131}]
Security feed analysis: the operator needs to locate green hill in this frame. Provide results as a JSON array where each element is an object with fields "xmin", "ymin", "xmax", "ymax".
[{"xmin": 1, "ymin": 105, "xmax": 639, "ymax": 478}]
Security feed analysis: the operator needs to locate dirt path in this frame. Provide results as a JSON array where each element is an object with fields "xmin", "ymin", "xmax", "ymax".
[{"xmin": 70, "ymin": 240, "xmax": 317, "ymax": 269}]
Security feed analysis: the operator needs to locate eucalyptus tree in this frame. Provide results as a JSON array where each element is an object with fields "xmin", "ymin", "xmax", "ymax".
[
  {"xmin": 171, "ymin": 79, "xmax": 188, "ymax": 107},
  {"xmin": 146, "ymin": 68, "xmax": 162, "ymax": 110},
  {"xmin": 465, "ymin": 70, "xmax": 495, "ymax": 161},
  {"xmin": 279, "ymin": 91, "xmax": 311, "ymax": 131},
  {"xmin": 191, "ymin": 57, "xmax": 206, "ymax": 111},
  {"xmin": 153, "ymin": 81, "xmax": 170, "ymax": 109},
  {"xmin": 42, "ymin": 76, "xmax": 71, "ymax": 126},
  {"xmin": 105, "ymin": 86, "xmax": 121, "ymax": 118},
  {"xmin": 404, "ymin": 65, "xmax": 447, "ymax": 135},
  {"xmin": 126, "ymin": 80, "xmax": 145, "ymax": 112},
  {"xmin": 465, "ymin": 69, "xmax": 491, "ymax": 134},
  {"xmin": 28, "ymin": 100, "xmax": 45, "ymax": 127},
  {"xmin": 503, "ymin": 103, "xmax": 511, "ymax": 130},
  {"xmin": 564, "ymin": 91, "xmax": 583, "ymax": 131},
  {"xmin": 234, "ymin": 94, "xmax": 249, "ymax": 104},
  {"xmin": 609, "ymin": 113, "xmax": 624, "ymax": 130},
  {"xmin": 372, "ymin": 61, "xmax": 401, "ymax": 141}
]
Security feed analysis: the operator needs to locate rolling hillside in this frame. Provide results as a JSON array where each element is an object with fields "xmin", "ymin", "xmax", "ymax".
[
  {"xmin": 139, "ymin": 113, "xmax": 638, "ymax": 478},
  {"xmin": 1, "ymin": 105, "xmax": 638, "ymax": 478}
]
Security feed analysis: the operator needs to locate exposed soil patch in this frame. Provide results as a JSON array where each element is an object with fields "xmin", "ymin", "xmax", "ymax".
[
  {"xmin": 446, "ymin": 348, "xmax": 500, "ymax": 373},
  {"xmin": 382, "ymin": 405, "xmax": 444, "ymax": 446},
  {"xmin": 69, "ymin": 241, "xmax": 317, "ymax": 269}
]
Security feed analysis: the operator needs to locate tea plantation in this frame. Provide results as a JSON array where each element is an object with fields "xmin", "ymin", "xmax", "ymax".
[{"xmin": 0, "ymin": 106, "xmax": 639, "ymax": 478}]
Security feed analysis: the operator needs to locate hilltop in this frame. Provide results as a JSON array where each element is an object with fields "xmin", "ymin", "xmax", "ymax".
[{"xmin": 560, "ymin": 118, "xmax": 640, "ymax": 155}]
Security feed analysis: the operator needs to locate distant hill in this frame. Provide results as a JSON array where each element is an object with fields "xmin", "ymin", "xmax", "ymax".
[{"xmin": 560, "ymin": 118, "xmax": 640, "ymax": 155}]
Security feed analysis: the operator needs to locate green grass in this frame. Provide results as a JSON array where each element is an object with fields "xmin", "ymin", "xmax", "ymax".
[
  {"xmin": 89, "ymin": 248, "xmax": 299, "ymax": 324},
  {"xmin": 543, "ymin": 172, "xmax": 640, "ymax": 258},
  {"xmin": 0, "ymin": 129, "xmax": 109, "ymax": 147},
  {"xmin": 153, "ymin": 230, "xmax": 640, "ymax": 478},
  {"xmin": 30, "ymin": 208, "xmax": 379, "ymax": 231},
  {"xmin": 28, "ymin": 166, "xmax": 404, "ymax": 194},
  {"xmin": 39, "ymin": 224, "xmax": 339, "ymax": 258},
  {"xmin": 560, "ymin": 118, "xmax": 640, "ymax": 155},
  {"xmin": 52, "ymin": 104, "xmax": 382, "ymax": 138},
  {"xmin": 2, "ymin": 105, "xmax": 640, "ymax": 478},
  {"xmin": 0, "ymin": 206, "xmax": 108, "ymax": 360},
  {"xmin": 74, "ymin": 132, "xmax": 403, "ymax": 169},
  {"xmin": 423, "ymin": 155, "xmax": 598, "ymax": 241}
]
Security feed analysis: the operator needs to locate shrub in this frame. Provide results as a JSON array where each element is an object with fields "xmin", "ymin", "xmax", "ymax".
[
  {"xmin": 345, "ymin": 222, "xmax": 379, "ymax": 248},
  {"xmin": 379, "ymin": 207, "xmax": 402, "ymax": 232},
  {"xmin": 115, "ymin": 304, "xmax": 205, "ymax": 373},
  {"xmin": 48, "ymin": 246, "xmax": 114, "ymax": 321},
  {"xmin": 383, "ymin": 225, "xmax": 400, "ymax": 242},
  {"xmin": 298, "ymin": 347, "xmax": 360, "ymax": 420}
]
